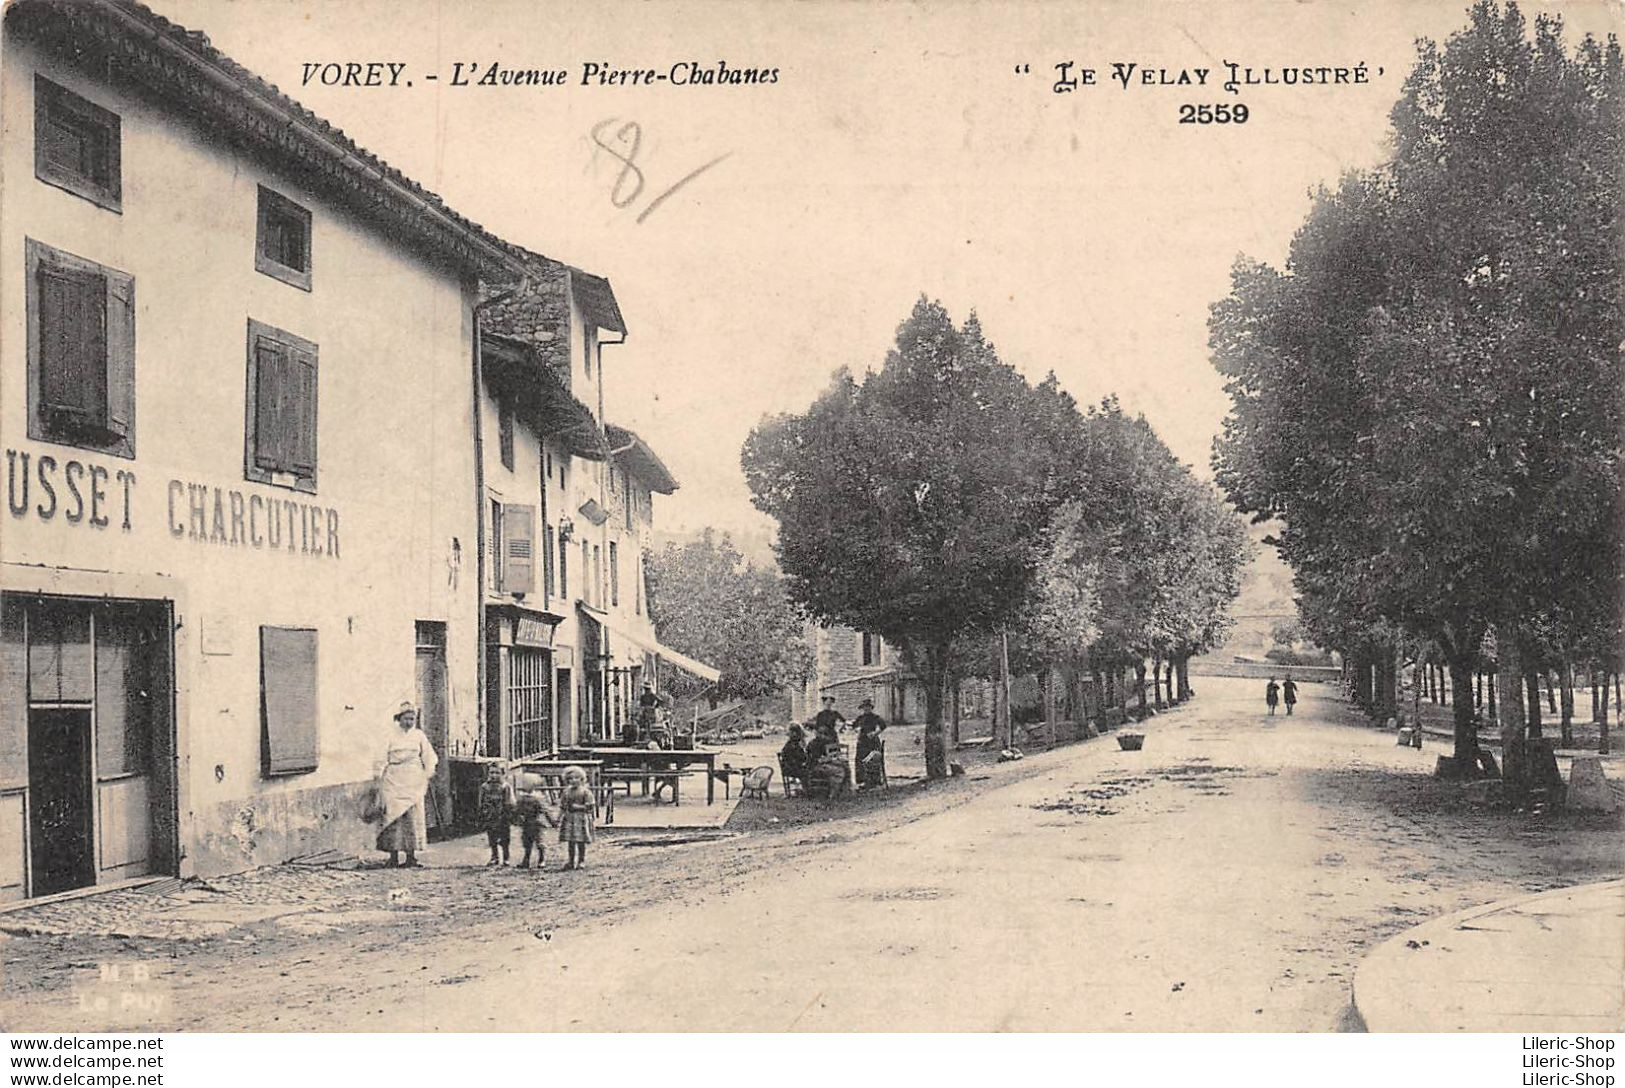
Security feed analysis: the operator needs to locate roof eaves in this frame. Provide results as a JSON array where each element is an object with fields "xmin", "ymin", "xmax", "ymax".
[{"xmin": 9, "ymin": 0, "xmax": 529, "ymax": 281}]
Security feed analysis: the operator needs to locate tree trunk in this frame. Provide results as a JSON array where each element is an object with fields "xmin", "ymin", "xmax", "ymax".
[
  {"xmin": 922, "ymin": 643, "xmax": 950, "ymax": 779},
  {"xmin": 1377, "ymin": 646, "xmax": 1398, "ymax": 721},
  {"xmin": 1475, "ymin": 670, "xmax": 1483, "ymax": 715},
  {"xmin": 1488, "ymin": 670, "xmax": 1497, "ymax": 719},
  {"xmin": 1176, "ymin": 656, "xmax": 1190, "ymax": 701},
  {"xmin": 1448, "ymin": 652, "xmax": 1478, "ymax": 765},
  {"xmin": 1152, "ymin": 653, "xmax": 1165, "ymax": 710},
  {"xmin": 1559, "ymin": 661, "xmax": 1574, "ymax": 748},
  {"xmin": 1497, "ymin": 635, "xmax": 1528, "ymax": 795},
  {"xmin": 1134, "ymin": 661, "xmax": 1148, "ymax": 716},
  {"xmin": 950, "ymin": 678, "xmax": 961, "ymax": 748},
  {"xmin": 1544, "ymin": 670, "xmax": 1558, "ymax": 715},
  {"xmin": 1600, "ymin": 672, "xmax": 1611, "ymax": 755},
  {"xmin": 1525, "ymin": 670, "xmax": 1543, "ymax": 741}
]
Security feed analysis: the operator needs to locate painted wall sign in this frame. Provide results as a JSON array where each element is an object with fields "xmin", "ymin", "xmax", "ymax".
[
  {"xmin": 514, "ymin": 614, "xmax": 554, "ymax": 648},
  {"xmin": 5, "ymin": 448, "xmax": 135, "ymax": 531},
  {"xmin": 2, "ymin": 449, "xmax": 340, "ymax": 558},
  {"xmin": 167, "ymin": 480, "xmax": 339, "ymax": 558}
]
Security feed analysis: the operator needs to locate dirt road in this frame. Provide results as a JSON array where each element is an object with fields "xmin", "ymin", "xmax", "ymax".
[{"xmin": 4, "ymin": 677, "xmax": 1618, "ymax": 1031}]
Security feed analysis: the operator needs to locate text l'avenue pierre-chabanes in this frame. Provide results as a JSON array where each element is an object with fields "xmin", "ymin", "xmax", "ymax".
[{"xmin": 300, "ymin": 60, "xmax": 780, "ymax": 90}]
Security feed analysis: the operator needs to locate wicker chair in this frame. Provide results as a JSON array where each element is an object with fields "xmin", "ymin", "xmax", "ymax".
[{"xmin": 740, "ymin": 765, "xmax": 775, "ymax": 800}]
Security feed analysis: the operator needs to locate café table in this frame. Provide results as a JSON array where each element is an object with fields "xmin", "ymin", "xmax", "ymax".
[{"xmin": 557, "ymin": 746, "xmax": 720, "ymax": 805}]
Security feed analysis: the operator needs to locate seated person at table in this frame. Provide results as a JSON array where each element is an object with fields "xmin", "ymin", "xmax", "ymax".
[
  {"xmin": 803, "ymin": 723, "xmax": 850, "ymax": 798},
  {"xmin": 779, "ymin": 725, "xmax": 809, "ymax": 785}
]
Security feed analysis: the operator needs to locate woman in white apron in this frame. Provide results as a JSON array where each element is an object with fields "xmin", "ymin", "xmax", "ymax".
[{"xmin": 375, "ymin": 701, "xmax": 438, "ymax": 867}]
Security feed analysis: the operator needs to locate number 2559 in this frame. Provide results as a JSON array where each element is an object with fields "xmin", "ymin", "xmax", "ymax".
[{"xmin": 1179, "ymin": 103, "xmax": 1249, "ymax": 124}]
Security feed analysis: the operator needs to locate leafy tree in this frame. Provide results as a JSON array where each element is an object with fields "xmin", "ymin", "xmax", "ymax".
[
  {"xmin": 645, "ymin": 529, "xmax": 814, "ymax": 702},
  {"xmin": 1211, "ymin": 1, "xmax": 1623, "ymax": 772},
  {"xmin": 743, "ymin": 298, "xmax": 1068, "ymax": 777}
]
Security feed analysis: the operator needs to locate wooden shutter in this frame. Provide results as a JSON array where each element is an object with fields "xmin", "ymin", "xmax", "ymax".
[
  {"xmin": 248, "ymin": 322, "xmax": 317, "ymax": 483},
  {"xmin": 261, "ymin": 627, "xmax": 318, "ymax": 775},
  {"xmin": 290, "ymin": 344, "xmax": 317, "ymax": 476},
  {"xmin": 254, "ymin": 338, "xmax": 290, "ymax": 471},
  {"xmin": 544, "ymin": 525, "xmax": 556, "ymax": 599},
  {"xmin": 0, "ymin": 600, "xmax": 27, "ymax": 791},
  {"xmin": 609, "ymin": 542, "xmax": 619, "ymax": 606},
  {"xmin": 502, "ymin": 504, "xmax": 535, "ymax": 594},
  {"xmin": 104, "ymin": 270, "xmax": 135, "ymax": 440},
  {"xmin": 37, "ymin": 261, "xmax": 107, "ymax": 426},
  {"xmin": 559, "ymin": 532, "xmax": 568, "ymax": 597}
]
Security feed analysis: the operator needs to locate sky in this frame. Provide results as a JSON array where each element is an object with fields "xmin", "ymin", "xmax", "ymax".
[{"xmin": 163, "ymin": 0, "xmax": 1619, "ymax": 539}]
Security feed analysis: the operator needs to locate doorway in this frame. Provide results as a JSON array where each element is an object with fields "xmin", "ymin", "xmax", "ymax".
[
  {"xmin": 27, "ymin": 708, "xmax": 93, "ymax": 896},
  {"xmin": 414, "ymin": 622, "xmax": 449, "ymax": 835},
  {"xmin": 555, "ymin": 668, "xmax": 572, "ymax": 749}
]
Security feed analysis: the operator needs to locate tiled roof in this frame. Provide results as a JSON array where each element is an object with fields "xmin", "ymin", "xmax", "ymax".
[
  {"xmin": 606, "ymin": 423, "xmax": 679, "ymax": 494},
  {"xmin": 7, "ymin": 0, "xmax": 529, "ymax": 278},
  {"xmin": 572, "ymin": 270, "xmax": 627, "ymax": 335}
]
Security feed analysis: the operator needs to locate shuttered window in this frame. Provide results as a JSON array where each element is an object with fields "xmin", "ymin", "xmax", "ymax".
[
  {"xmin": 260, "ymin": 627, "xmax": 318, "ymax": 776},
  {"xmin": 34, "ymin": 77, "xmax": 121, "ymax": 212},
  {"xmin": 609, "ymin": 541, "xmax": 619, "ymax": 607},
  {"xmin": 26, "ymin": 239, "xmax": 135, "ymax": 458},
  {"xmin": 255, "ymin": 186, "xmax": 312, "ymax": 291},
  {"xmin": 501, "ymin": 504, "xmax": 535, "ymax": 595},
  {"xmin": 245, "ymin": 320, "xmax": 318, "ymax": 492}
]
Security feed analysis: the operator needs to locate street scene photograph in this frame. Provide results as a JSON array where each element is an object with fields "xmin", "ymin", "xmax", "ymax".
[{"xmin": 0, "ymin": 0, "xmax": 1619, "ymax": 1057}]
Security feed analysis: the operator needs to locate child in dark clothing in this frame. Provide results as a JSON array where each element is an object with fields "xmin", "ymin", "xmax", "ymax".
[
  {"xmin": 514, "ymin": 778, "xmax": 557, "ymax": 870},
  {"xmin": 477, "ymin": 763, "xmax": 514, "ymax": 866}
]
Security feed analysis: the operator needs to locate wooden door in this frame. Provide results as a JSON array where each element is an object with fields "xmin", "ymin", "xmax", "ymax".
[
  {"xmin": 414, "ymin": 622, "xmax": 450, "ymax": 834},
  {"xmin": 28, "ymin": 708, "xmax": 94, "ymax": 896}
]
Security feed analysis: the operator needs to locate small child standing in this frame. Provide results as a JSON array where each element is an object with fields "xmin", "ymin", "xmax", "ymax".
[
  {"xmin": 514, "ymin": 777, "xmax": 556, "ymax": 870},
  {"xmin": 476, "ymin": 763, "xmax": 514, "ymax": 866},
  {"xmin": 558, "ymin": 765, "xmax": 596, "ymax": 870}
]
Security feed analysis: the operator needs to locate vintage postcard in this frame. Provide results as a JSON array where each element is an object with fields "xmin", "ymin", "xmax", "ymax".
[{"xmin": 0, "ymin": 0, "xmax": 1619, "ymax": 1051}]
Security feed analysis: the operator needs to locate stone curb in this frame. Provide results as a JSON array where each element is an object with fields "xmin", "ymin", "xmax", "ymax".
[{"xmin": 1352, "ymin": 879, "xmax": 1625, "ymax": 1033}]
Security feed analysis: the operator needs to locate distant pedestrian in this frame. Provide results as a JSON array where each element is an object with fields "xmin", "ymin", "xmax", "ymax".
[
  {"xmin": 477, "ymin": 763, "xmax": 514, "ymax": 866},
  {"xmin": 558, "ymin": 766, "xmax": 596, "ymax": 870},
  {"xmin": 1282, "ymin": 676, "xmax": 1298, "ymax": 716},
  {"xmin": 1265, "ymin": 678, "xmax": 1280, "ymax": 716},
  {"xmin": 514, "ymin": 776, "xmax": 556, "ymax": 870}
]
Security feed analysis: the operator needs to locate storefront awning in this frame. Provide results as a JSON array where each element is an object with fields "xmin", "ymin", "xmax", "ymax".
[{"xmin": 655, "ymin": 642, "xmax": 720, "ymax": 684}]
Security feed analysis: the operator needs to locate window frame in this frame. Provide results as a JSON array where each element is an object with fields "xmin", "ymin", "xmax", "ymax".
[
  {"xmin": 244, "ymin": 319, "xmax": 319, "ymax": 493},
  {"xmin": 34, "ymin": 76, "xmax": 121, "ymax": 213},
  {"xmin": 489, "ymin": 497, "xmax": 505, "ymax": 592},
  {"xmin": 25, "ymin": 238, "xmax": 136, "ymax": 459},
  {"xmin": 254, "ymin": 185, "xmax": 313, "ymax": 291},
  {"xmin": 497, "ymin": 396, "xmax": 515, "ymax": 471}
]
